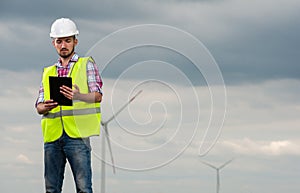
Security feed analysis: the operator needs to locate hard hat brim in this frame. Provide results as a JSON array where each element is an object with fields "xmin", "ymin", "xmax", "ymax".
[{"xmin": 50, "ymin": 31, "xmax": 79, "ymax": 38}]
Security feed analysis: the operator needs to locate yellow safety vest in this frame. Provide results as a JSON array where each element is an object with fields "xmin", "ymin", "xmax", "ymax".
[{"xmin": 41, "ymin": 57, "xmax": 101, "ymax": 143}]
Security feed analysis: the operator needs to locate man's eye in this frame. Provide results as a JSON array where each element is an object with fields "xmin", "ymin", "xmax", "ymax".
[
  {"xmin": 66, "ymin": 39, "xmax": 71, "ymax": 43},
  {"xmin": 56, "ymin": 40, "xmax": 62, "ymax": 44}
]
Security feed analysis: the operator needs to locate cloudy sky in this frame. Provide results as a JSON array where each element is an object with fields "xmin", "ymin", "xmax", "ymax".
[{"xmin": 0, "ymin": 0, "xmax": 299, "ymax": 193}]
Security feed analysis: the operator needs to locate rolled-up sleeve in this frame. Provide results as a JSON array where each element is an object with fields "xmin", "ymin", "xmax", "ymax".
[
  {"xmin": 35, "ymin": 82, "xmax": 44, "ymax": 107},
  {"xmin": 86, "ymin": 60, "xmax": 103, "ymax": 94}
]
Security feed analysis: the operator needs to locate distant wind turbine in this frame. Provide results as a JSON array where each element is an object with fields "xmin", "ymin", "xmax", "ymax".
[
  {"xmin": 100, "ymin": 90, "xmax": 142, "ymax": 193},
  {"xmin": 200, "ymin": 159, "xmax": 234, "ymax": 193}
]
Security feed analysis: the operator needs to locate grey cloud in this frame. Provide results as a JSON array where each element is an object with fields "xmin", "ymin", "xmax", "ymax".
[
  {"xmin": 96, "ymin": 46, "xmax": 207, "ymax": 86},
  {"xmin": 210, "ymin": 14, "xmax": 300, "ymax": 84},
  {"xmin": 0, "ymin": 0, "xmax": 154, "ymax": 22},
  {"xmin": 1, "ymin": 0, "xmax": 299, "ymax": 85}
]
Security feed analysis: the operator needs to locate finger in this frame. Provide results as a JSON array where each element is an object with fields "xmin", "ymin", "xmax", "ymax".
[
  {"xmin": 61, "ymin": 85, "xmax": 72, "ymax": 92},
  {"xmin": 45, "ymin": 103, "xmax": 58, "ymax": 109},
  {"xmin": 44, "ymin": 99, "xmax": 54, "ymax": 104},
  {"xmin": 60, "ymin": 89, "xmax": 73, "ymax": 99}
]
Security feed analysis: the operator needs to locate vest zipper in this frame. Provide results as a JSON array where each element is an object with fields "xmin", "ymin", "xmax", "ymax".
[{"xmin": 59, "ymin": 105, "xmax": 65, "ymax": 131}]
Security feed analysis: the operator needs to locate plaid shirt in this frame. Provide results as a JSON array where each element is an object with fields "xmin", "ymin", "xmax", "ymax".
[{"xmin": 36, "ymin": 54, "xmax": 103, "ymax": 105}]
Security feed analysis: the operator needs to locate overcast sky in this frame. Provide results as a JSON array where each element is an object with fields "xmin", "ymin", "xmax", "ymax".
[{"xmin": 0, "ymin": 0, "xmax": 299, "ymax": 193}]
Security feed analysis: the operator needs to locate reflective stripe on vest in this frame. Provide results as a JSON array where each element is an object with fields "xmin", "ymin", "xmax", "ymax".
[
  {"xmin": 41, "ymin": 57, "xmax": 101, "ymax": 143},
  {"xmin": 43, "ymin": 108, "xmax": 101, "ymax": 119}
]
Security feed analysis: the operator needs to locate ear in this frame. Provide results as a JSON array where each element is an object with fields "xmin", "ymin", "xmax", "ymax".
[
  {"xmin": 74, "ymin": 38, "xmax": 78, "ymax": 46},
  {"xmin": 52, "ymin": 39, "xmax": 55, "ymax": 46}
]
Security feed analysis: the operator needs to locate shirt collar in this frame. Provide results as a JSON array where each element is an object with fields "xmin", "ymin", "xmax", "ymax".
[{"xmin": 55, "ymin": 53, "xmax": 79, "ymax": 68}]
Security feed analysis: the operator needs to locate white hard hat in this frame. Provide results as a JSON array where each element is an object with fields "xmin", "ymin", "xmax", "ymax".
[{"xmin": 50, "ymin": 18, "xmax": 79, "ymax": 38}]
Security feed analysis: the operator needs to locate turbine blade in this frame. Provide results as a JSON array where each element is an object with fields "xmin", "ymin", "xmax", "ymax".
[
  {"xmin": 102, "ymin": 90, "xmax": 143, "ymax": 125},
  {"xmin": 219, "ymin": 158, "xmax": 234, "ymax": 170},
  {"xmin": 200, "ymin": 160, "xmax": 217, "ymax": 169},
  {"xmin": 104, "ymin": 126, "xmax": 116, "ymax": 174},
  {"xmin": 129, "ymin": 90, "xmax": 143, "ymax": 102}
]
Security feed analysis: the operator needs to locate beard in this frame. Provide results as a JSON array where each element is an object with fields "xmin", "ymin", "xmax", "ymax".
[{"xmin": 59, "ymin": 47, "xmax": 75, "ymax": 59}]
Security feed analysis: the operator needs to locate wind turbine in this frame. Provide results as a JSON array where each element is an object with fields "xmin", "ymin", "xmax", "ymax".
[
  {"xmin": 200, "ymin": 159, "xmax": 234, "ymax": 193},
  {"xmin": 100, "ymin": 90, "xmax": 142, "ymax": 193}
]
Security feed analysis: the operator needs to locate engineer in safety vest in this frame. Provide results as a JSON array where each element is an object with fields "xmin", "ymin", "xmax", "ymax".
[{"xmin": 35, "ymin": 18, "xmax": 103, "ymax": 193}]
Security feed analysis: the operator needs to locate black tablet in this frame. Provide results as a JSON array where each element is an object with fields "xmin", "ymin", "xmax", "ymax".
[{"xmin": 49, "ymin": 76, "xmax": 73, "ymax": 106}]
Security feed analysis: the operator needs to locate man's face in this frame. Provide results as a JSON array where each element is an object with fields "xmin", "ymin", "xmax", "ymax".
[{"xmin": 52, "ymin": 36, "xmax": 78, "ymax": 59}]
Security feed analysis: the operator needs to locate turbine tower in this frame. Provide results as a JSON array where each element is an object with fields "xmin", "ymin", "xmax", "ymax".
[
  {"xmin": 200, "ymin": 159, "xmax": 234, "ymax": 193},
  {"xmin": 100, "ymin": 90, "xmax": 142, "ymax": 193}
]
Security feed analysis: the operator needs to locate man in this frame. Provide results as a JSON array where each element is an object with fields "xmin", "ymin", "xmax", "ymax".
[{"xmin": 36, "ymin": 18, "xmax": 103, "ymax": 193}]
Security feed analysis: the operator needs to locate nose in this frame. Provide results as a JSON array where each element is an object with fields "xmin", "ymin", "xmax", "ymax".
[{"xmin": 61, "ymin": 41, "xmax": 67, "ymax": 48}]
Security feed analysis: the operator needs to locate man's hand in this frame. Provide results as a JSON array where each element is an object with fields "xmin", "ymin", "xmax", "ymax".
[
  {"xmin": 60, "ymin": 84, "xmax": 102, "ymax": 103},
  {"xmin": 36, "ymin": 99, "xmax": 58, "ymax": 115},
  {"xmin": 60, "ymin": 84, "xmax": 80, "ymax": 100}
]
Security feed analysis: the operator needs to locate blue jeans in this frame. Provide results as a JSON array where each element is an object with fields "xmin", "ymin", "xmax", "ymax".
[{"xmin": 44, "ymin": 131, "xmax": 93, "ymax": 193}]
